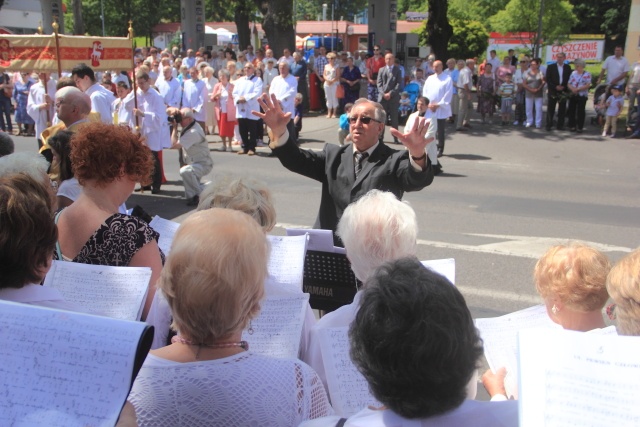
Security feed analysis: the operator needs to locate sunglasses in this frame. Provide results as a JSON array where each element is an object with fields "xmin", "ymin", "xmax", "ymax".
[{"xmin": 348, "ymin": 116, "xmax": 382, "ymax": 124}]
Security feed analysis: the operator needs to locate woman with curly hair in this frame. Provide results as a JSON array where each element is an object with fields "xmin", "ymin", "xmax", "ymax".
[{"xmin": 53, "ymin": 122, "xmax": 164, "ymax": 320}]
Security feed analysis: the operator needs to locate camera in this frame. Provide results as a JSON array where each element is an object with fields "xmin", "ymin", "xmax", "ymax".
[{"xmin": 168, "ymin": 112, "xmax": 183, "ymax": 123}]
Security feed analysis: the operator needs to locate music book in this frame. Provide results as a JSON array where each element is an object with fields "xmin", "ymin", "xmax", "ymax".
[
  {"xmin": 421, "ymin": 258, "xmax": 456, "ymax": 285},
  {"xmin": 475, "ymin": 305, "xmax": 560, "ymax": 398},
  {"xmin": 0, "ymin": 300, "xmax": 153, "ymax": 427},
  {"xmin": 266, "ymin": 234, "xmax": 308, "ymax": 293},
  {"xmin": 241, "ymin": 293, "xmax": 310, "ymax": 359},
  {"xmin": 44, "ymin": 261, "xmax": 152, "ymax": 321},
  {"xmin": 149, "ymin": 215, "xmax": 181, "ymax": 256},
  {"xmin": 319, "ymin": 326, "xmax": 382, "ymax": 417},
  {"xmin": 519, "ymin": 328, "xmax": 640, "ymax": 426}
]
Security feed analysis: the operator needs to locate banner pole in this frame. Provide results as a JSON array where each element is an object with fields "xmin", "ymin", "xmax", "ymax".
[
  {"xmin": 128, "ymin": 20, "xmax": 140, "ymax": 133},
  {"xmin": 52, "ymin": 17, "xmax": 62, "ymax": 77},
  {"xmin": 37, "ymin": 22, "xmax": 51, "ymax": 126}
]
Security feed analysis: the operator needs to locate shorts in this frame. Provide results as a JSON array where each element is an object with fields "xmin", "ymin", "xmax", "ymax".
[{"xmin": 500, "ymin": 98, "xmax": 513, "ymax": 114}]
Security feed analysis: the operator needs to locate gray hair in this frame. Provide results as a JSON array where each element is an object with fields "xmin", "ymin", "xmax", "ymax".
[
  {"xmin": 0, "ymin": 152, "xmax": 49, "ymax": 181},
  {"xmin": 295, "ymin": 93, "xmax": 303, "ymax": 101},
  {"xmin": 204, "ymin": 66, "xmax": 215, "ymax": 76},
  {"xmin": 0, "ymin": 133, "xmax": 14, "ymax": 157},
  {"xmin": 218, "ymin": 69, "xmax": 230, "ymax": 80},
  {"xmin": 180, "ymin": 108, "xmax": 195, "ymax": 119},
  {"xmin": 337, "ymin": 190, "xmax": 417, "ymax": 282},
  {"xmin": 466, "ymin": 59, "xmax": 475, "ymax": 66},
  {"xmin": 573, "ymin": 58, "xmax": 586, "ymax": 67},
  {"xmin": 197, "ymin": 177, "xmax": 276, "ymax": 232},
  {"xmin": 457, "ymin": 59, "xmax": 466, "ymax": 67},
  {"xmin": 353, "ymin": 98, "xmax": 386, "ymax": 124}
]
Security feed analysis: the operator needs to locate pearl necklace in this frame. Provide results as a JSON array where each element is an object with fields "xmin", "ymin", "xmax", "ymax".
[{"xmin": 174, "ymin": 336, "xmax": 249, "ymax": 360}]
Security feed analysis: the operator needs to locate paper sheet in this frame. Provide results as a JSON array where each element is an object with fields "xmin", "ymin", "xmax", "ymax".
[
  {"xmin": 319, "ymin": 327, "xmax": 382, "ymax": 417},
  {"xmin": 286, "ymin": 228, "xmax": 335, "ymax": 252},
  {"xmin": 0, "ymin": 300, "xmax": 147, "ymax": 427},
  {"xmin": 519, "ymin": 328, "xmax": 640, "ymax": 427},
  {"xmin": 242, "ymin": 294, "xmax": 310, "ymax": 359},
  {"xmin": 149, "ymin": 215, "xmax": 181, "ymax": 256},
  {"xmin": 421, "ymin": 258, "xmax": 456, "ymax": 285},
  {"xmin": 44, "ymin": 261, "xmax": 151, "ymax": 321},
  {"xmin": 475, "ymin": 305, "xmax": 560, "ymax": 398},
  {"xmin": 266, "ymin": 235, "xmax": 308, "ymax": 292}
]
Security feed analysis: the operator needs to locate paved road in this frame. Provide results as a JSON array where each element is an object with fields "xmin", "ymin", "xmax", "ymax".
[{"xmin": 11, "ymin": 112, "xmax": 640, "ymax": 320}]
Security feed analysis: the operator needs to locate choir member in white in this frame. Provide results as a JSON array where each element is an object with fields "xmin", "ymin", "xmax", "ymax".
[
  {"xmin": 71, "ymin": 63, "xmax": 115, "ymax": 124},
  {"xmin": 26, "ymin": 72, "xmax": 57, "ymax": 147}
]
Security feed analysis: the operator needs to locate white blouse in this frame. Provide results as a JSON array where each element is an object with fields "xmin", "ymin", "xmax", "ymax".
[{"xmin": 128, "ymin": 352, "xmax": 334, "ymax": 427}]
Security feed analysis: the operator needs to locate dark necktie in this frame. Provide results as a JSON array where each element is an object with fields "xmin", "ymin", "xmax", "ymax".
[{"xmin": 354, "ymin": 152, "xmax": 369, "ymax": 179}]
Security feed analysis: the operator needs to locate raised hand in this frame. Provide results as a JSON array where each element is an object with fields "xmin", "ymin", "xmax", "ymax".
[
  {"xmin": 252, "ymin": 93, "xmax": 292, "ymax": 138},
  {"xmin": 389, "ymin": 115, "xmax": 434, "ymax": 158}
]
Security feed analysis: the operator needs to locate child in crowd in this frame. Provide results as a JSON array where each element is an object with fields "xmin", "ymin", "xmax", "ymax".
[
  {"xmin": 399, "ymin": 91, "xmax": 412, "ymax": 121},
  {"xmin": 338, "ymin": 102, "xmax": 353, "ymax": 146},
  {"xmin": 294, "ymin": 93, "xmax": 303, "ymax": 141},
  {"xmin": 603, "ymin": 85, "xmax": 624, "ymax": 138},
  {"xmin": 497, "ymin": 72, "xmax": 516, "ymax": 126}
]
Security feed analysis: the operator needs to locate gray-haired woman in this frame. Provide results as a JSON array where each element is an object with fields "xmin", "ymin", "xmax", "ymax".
[{"xmin": 567, "ymin": 58, "xmax": 592, "ymax": 133}]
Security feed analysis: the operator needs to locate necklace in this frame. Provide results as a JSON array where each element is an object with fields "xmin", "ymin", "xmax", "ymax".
[{"xmin": 174, "ymin": 336, "xmax": 249, "ymax": 360}]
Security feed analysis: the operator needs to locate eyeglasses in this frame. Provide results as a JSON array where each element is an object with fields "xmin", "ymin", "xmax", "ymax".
[
  {"xmin": 348, "ymin": 116, "xmax": 382, "ymax": 124},
  {"xmin": 373, "ymin": 49, "xmax": 380, "ymax": 51}
]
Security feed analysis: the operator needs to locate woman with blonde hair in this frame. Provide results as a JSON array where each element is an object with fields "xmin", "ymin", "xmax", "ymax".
[
  {"xmin": 128, "ymin": 209, "xmax": 333, "ymax": 426},
  {"xmin": 534, "ymin": 243, "xmax": 611, "ymax": 331},
  {"xmin": 323, "ymin": 52, "xmax": 341, "ymax": 118},
  {"xmin": 606, "ymin": 248, "xmax": 640, "ymax": 335}
]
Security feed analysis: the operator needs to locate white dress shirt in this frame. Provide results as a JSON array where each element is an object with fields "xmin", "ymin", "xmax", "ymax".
[
  {"xmin": 268, "ymin": 74, "xmax": 297, "ymax": 117},
  {"xmin": 27, "ymin": 78, "xmax": 56, "ymax": 139},
  {"xmin": 232, "ymin": 75, "xmax": 263, "ymax": 120},
  {"xmin": 181, "ymin": 79, "xmax": 207, "ymax": 122},
  {"xmin": 156, "ymin": 77, "xmax": 182, "ymax": 108},
  {"xmin": 85, "ymin": 82, "xmax": 116, "ymax": 123},
  {"xmin": 123, "ymin": 87, "xmax": 170, "ymax": 151},
  {"xmin": 422, "ymin": 72, "xmax": 453, "ymax": 119},
  {"xmin": 112, "ymin": 93, "xmax": 134, "ymax": 127}
]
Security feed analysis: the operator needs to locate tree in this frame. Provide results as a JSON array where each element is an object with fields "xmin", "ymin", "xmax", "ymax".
[
  {"xmin": 489, "ymin": 0, "xmax": 576, "ymax": 56},
  {"xmin": 447, "ymin": 19, "xmax": 489, "ymax": 60},
  {"xmin": 570, "ymin": 0, "xmax": 630, "ymax": 52},
  {"xmin": 234, "ymin": 0, "xmax": 253, "ymax": 50},
  {"xmin": 424, "ymin": 0, "xmax": 453, "ymax": 60},
  {"xmin": 72, "ymin": 0, "xmax": 85, "ymax": 35},
  {"xmin": 253, "ymin": 0, "xmax": 296, "ymax": 56}
]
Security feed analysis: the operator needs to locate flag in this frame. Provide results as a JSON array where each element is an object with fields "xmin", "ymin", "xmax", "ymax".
[{"xmin": 0, "ymin": 34, "xmax": 132, "ymax": 72}]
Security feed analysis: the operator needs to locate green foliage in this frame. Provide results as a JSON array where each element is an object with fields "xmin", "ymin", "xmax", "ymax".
[
  {"xmin": 449, "ymin": 0, "xmax": 510, "ymax": 22},
  {"xmin": 398, "ymin": 0, "xmax": 428, "ymax": 16},
  {"xmin": 489, "ymin": 0, "xmax": 576, "ymax": 47},
  {"xmin": 570, "ymin": 0, "xmax": 630, "ymax": 50},
  {"xmin": 447, "ymin": 18, "xmax": 489, "ymax": 60}
]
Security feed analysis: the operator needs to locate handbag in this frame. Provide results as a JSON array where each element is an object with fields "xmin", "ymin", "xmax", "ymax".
[
  {"xmin": 336, "ymin": 84, "xmax": 345, "ymax": 99},
  {"xmin": 349, "ymin": 82, "xmax": 361, "ymax": 92}
]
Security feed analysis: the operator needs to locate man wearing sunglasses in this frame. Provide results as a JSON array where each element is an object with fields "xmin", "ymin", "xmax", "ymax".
[{"xmin": 255, "ymin": 94, "xmax": 435, "ymax": 246}]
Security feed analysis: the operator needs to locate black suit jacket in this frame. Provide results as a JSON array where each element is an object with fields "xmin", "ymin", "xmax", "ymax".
[
  {"xmin": 546, "ymin": 63, "xmax": 572, "ymax": 95},
  {"xmin": 273, "ymin": 136, "xmax": 434, "ymax": 243}
]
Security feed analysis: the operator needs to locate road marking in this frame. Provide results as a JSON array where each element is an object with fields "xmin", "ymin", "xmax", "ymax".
[{"xmin": 456, "ymin": 285, "xmax": 542, "ymax": 305}]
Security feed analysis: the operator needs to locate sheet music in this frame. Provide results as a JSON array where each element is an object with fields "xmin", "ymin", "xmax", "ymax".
[
  {"xmin": 286, "ymin": 228, "xmax": 335, "ymax": 252},
  {"xmin": 421, "ymin": 258, "xmax": 456, "ymax": 285},
  {"xmin": 519, "ymin": 328, "xmax": 640, "ymax": 427},
  {"xmin": 44, "ymin": 261, "xmax": 151, "ymax": 321},
  {"xmin": 319, "ymin": 327, "xmax": 382, "ymax": 417},
  {"xmin": 149, "ymin": 215, "xmax": 181, "ymax": 255},
  {"xmin": 475, "ymin": 305, "xmax": 560, "ymax": 398},
  {"xmin": 0, "ymin": 300, "xmax": 148, "ymax": 427},
  {"xmin": 266, "ymin": 235, "xmax": 308, "ymax": 292},
  {"xmin": 242, "ymin": 294, "xmax": 309, "ymax": 359}
]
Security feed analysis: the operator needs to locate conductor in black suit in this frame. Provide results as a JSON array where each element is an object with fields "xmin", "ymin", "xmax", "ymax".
[
  {"xmin": 377, "ymin": 52, "xmax": 404, "ymax": 144},
  {"xmin": 545, "ymin": 52, "xmax": 572, "ymax": 131},
  {"xmin": 254, "ymin": 94, "xmax": 435, "ymax": 245}
]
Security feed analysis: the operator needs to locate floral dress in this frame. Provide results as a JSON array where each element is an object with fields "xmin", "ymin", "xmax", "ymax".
[{"xmin": 477, "ymin": 74, "xmax": 495, "ymax": 116}]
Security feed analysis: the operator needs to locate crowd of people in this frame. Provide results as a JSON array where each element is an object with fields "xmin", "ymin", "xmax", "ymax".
[{"xmin": 0, "ymin": 41, "xmax": 639, "ymax": 426}]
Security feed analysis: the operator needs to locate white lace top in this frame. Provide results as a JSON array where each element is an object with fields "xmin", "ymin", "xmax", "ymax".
[{"xmin": 128, "ymin": 352, "xmax": 334, "ymax": 427}]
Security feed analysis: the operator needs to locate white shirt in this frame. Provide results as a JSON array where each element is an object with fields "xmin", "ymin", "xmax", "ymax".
[
  {"xmin": 123, "ymin": 87, "xmax": 170, "ymax": 151},
  {"xmin": 422, "ymin": 72, "xmax": 453, "ymax": 119},
  {"xmin": 263, "ymin": 67, "xmax": 279, "ymax": 92},
  {"xmin": 156, "ymin": 77, "xmax": 182, "ymax": 108},
  {"xmin": 278, "ymin": 55, "xmax": 295, "ymax": 67},
  {"xmin": 457, "ymin": 67, "xmax": 473, "ymax": 89},
  {"xmin": 232, "ymin": 75, "xmax": 263, "ymax": 120},
  {"xmin": 181, "ymin": 79, "xmax": 207, "ymax": 122},
  {"xmin": 488, "ymin": 56, "xmax": 502, "ymax": 75},
  {"xmin": 128, "ymin": 352, "xmax": 334, "ymax": 427},
  {"xmin": 0, "ymin": 283, "xmax": 86, "ymax": 313},
  {"xmin": 27, "ymin": 78, "xmax": 57, "ymax": 139},
  {"xmin": 300, "ymin": 400, "xmax": 518, "ymax": 427},
  {"xmin": 268, "ymin": 73, "xmax": 297, "ymax": 117},
  {"xmin": 602, "ymin": 55, "xmax": 630, "ymax": 84},
  {"xmin": 112, "ymin": 94, "xmax": 134, "ymax": 127},
  {"xmin": 85, "ymin": 82, "xmax": 116, "ymax": 123}
]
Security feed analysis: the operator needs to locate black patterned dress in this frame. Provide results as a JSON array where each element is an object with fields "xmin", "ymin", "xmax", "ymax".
[{"xmin": 54, "ymin": 213, "xmax": 165, "ymax": 265}]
